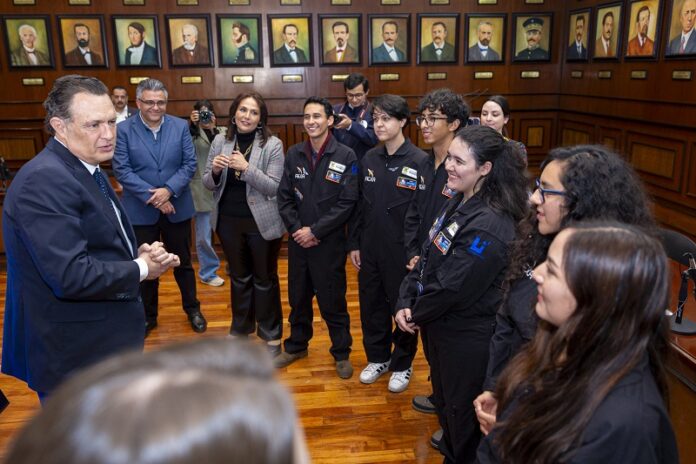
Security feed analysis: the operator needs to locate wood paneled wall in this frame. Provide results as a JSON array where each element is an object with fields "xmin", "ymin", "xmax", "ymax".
[{"xmin": 0, "ymin": 0, "xmax": 694, "ymax": 234}]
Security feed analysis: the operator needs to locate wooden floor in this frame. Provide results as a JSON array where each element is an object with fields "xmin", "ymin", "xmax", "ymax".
[{"xmin": 0, "ymin": 257, "xmax": 443, "ymax": 463}]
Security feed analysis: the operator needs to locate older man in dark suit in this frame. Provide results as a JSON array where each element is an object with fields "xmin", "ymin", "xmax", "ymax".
[
  {"xmin": 10, "ymin": 24, "xmax": 50, "ymax": 66},
  {"xmin": 172, "ymin": 23, "xmax": 209, "ymax": 65},
  {"xmin": 567, "ymin": 15, "xmax": 588, "ymax": 59},
  {"xmin": 64, "ymin": 23, "xmax": 104, "ymax": 66},
  {"xmin": 1, "ymin": 75, "xmax": 178, "ymax": 400},
  {"xmin": 113, "ymin": 78, "xmax": 206, "ymax": 336},
  {"xmin": 668, "ymin": 0, "xmax": 696, "ymax": 55},
  {"xmin": 372, "ymin": 21, "xmax": 406, "ymax": 63},
  {"xmin": 420, "ymin": 22, "xmax": 455, "ymax": 62}
]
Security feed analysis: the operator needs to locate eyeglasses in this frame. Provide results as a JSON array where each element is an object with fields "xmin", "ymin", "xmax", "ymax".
[
  {"xmin": 416, "ymin": 115, "xmax": 449, "ymax": 127},
  {"xmin": 138, "ymin": 98, "xmax": 167, "ymax": 108},
  {"xmin": 346, "ymin": 92, "xmax": 365, "ymax": 99},
  {"xmin": 534, "ymin": 178, "xmax": 567, "ymax": 203}
]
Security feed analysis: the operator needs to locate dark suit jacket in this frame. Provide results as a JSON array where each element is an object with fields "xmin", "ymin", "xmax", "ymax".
[
  {"xmin": 467, "ymin": 45, "xmax": 501, "ymax": 62},
  {"xmin": 125, "ymin": 42, "xmax": 158, "ymax": 65},
  {"xmin": 1, "ymin": 138, "xmax": 144, "ymax": 393},
  {"xmin": 372, "ymin": 43, "xmax": 406, "ymax": 62},
  {"xmin": 420, "ymin": 42, "xmax": 455, "ymax": 62},
  {"xmin": 566, "ymin": 42, "xmax": 588, "ymax": 59},
  {"xmin": 668, "ymin": 32, "xmax": 696, "ymax": 55},
  {"xmin": 10, "ymin": 46, "xmax": 50, "ymax": 66},
  {"xmin": 64, "ymin": 47, "xmax": 104, "ymax": 66},
  {"xmin": 324, "ymin": 45, "xmax": 358, "ymax": 63},
  {"xmin": 113, "ymin": 114, "xmax": 197, "ymax": 225},
  {"xmin": 273, "ymin": 45, "xmax": 308, "ymax": 64},
  {"xmin": 172, "ymin": 44, "xmax": 209, "ymax": 65}
]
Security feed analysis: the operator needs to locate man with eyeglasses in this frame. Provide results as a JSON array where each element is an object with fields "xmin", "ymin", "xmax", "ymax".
[
  {"xmin": 406, "ymin": 88, "xmax": 470, "ymax": 449},
  {"xmin": 332, "ymin": 73, "xmax": 378, "ymax": 161},
  {"xmin": 113, "ymin": 78, "xmax": 207, "ymax": 337},
  {"xmin": 347, "ymin": 94, "xmax": 428, "ymax": 394}
]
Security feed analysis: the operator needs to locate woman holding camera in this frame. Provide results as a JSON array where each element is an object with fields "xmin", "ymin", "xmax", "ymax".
[
  {"xmin": 189, "ymin": 100, "xmax": 224, "ymax": 287},
  {"xmin": 203, "ymin": 93, "xmax": 285, "ymax": 355}
]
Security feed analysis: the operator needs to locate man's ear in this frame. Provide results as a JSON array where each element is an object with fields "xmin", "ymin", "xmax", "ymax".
[{"xmin": 50, "ymin": 117, "xmax": 67, "ymax": 139}]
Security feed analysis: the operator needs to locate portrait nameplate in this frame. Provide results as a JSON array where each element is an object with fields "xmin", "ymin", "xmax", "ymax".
[
  {"xmin": 331, "ymin": 74, "xmax": 349, "ymax": 81},
  {"xmin": 282, "ymin": 74, "xmax": 303, "ymax": 83},
  {"xmin": 521, "ymin": 70, "xmax": 540, "ymax": 79},
  {"xmin": 181, "ymin": 76, "xmax": 202, "ymax": 84},
  {"xmin": 233, "ymin": 75, "xmax": 254, "ymax": 83},
  {"xmin": 571, "ymin": 70, "xmax": 583, "ymax": 78},
  {"xmin": 630, "ymin": 70, "xmax": 647, "ymax": 79},
  {"xmin": 474, "ymin": 71, "xmax": 493, "ymax": 79},
  {"xmin": 379, "ymin": 73, "xmax": 400, "ymax": 81},
  {"xmin": 672, "ymin": 70, "xmax": 692, "ymax": 80},
  {"xmin": 427, "ymin": 72, "xmax": 447, "ymax": 80},
  {"xmin": 598, "ymin": 70, "xmax": 612, "ymax": 79},
  {"xmin": 22, "ymin": 77, "xmax": 44, "ymax": 86},
  {"xmin": 129, "ymin": 76, "xmax": 149, "ymax": 84}
]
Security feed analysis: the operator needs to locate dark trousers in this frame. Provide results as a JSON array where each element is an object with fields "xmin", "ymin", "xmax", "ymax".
[
  {"xmin": 284, "ymin": 233, "xmax": 352, "ymax": 361},
  {"xmin": 134, "ymin": 215, "xmax": 200, "ymax": 323},
  {"xmin": 425, "ymin": 316, "xmax": 495, "ymax": 464},
  {"xmin": 359, "ymin": 244, "xmax": 418, "ymax": 371},
  {"xmin": 217, "ymin": 215, "xmax": 283, "ymax": 341}
]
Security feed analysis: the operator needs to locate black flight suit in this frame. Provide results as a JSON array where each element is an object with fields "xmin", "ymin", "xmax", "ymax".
[
  {"xmin": 476, "ymin": 356, "xmax": 679, "ymax": 463},
  {"xmin": 277, "ymin": 135, "xmax": 358, "ymax": 361},
  {"xmin": 397, "ymin": 193, "xmax": 516, "ymax": 464},
  {"xmin": 347, "ymin": 139, "xmax": 428, "ymax": 371},
  {"xmin": 482, "ymin": 276, "xmax": 538, "ymax": 392}
]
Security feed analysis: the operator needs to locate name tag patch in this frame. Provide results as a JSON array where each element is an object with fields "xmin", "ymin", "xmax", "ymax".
[
  {"xmin": 433, "ymin": 231, "xmax": 451, "ymax": 254},
  {"xmin": 441, "ymin": 184, "xmax": 456, "ymax": 198},
  {"xmin": 446, "ymin": 222, "xmax": 459, "ymax": 237},
  {"xmin": 402, "ymin": 166, "xmax": 418, "ymax": 179},
  {"xmin": 396, "ymin": 176, "xmax": 417, "ymax": 190},
  {"xmin": 329, "ymin": 161, "xmax": 346, "ymax": 173},
  {"xmin": 325, "ymin": 170, "xmax": 342, "ymax": 183}
]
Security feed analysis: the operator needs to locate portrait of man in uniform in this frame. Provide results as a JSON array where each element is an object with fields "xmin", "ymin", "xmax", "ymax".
[
  {"xmin": 269, "ymin": 16, "xmax": 312, "ymax": 67},
  {"xmin": 593, "ymin": 4, "xmax": 623, "ymax": 58},
  {"xmin": 113, "ymin": 16, "xmax": 161, "ymax": 67},
  {"xmin": 59, "ymin": 17, "xmax": 106, "ymax": 68},
  {"xmin": 321, "ymin": 16, "xmax": 360, "ymax": 65},
  {"xmin": 369, "ymin": 15, "xmax": 410, "ymax": 65},
  {"xmin": 418, "ymin": 15, "xmax": 458, "ymax": 64},
  {"xmin": 567, "ymin": 10, "xmax": 590, "ymax": 61},
  {"xmin": 466, "ymin": 15, "xmax": 505, "ymax": 63},
  {"xmin": 625, "ymin": 0, "xmax": 661, "ymax": 58},
  {"xmin": 3, "ymin": 17, "xmax": 53, "ymax": 68},
  {"xmin": 218, "ymin": 16, "xmax": 262, "ymax": 67},
  {"xmin": 513, "ymin": 14, "xmax": 552, "ymax": 61},
  {"xmin": 667, "ymin": 0, "xmax": 696, "ymax": 55},
  {"xmin": 166, "ymin": 16, "xmax": 212, "ymax": 67}
]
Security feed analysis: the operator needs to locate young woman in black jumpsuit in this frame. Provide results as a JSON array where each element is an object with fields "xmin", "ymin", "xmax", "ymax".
[
  {"xmin": 395, "ymin": 125, "xmax": 528, "ymax": 463},
  {"xmin": 476, "ymin": 223, "xmax": 678, "ymax": 464}
]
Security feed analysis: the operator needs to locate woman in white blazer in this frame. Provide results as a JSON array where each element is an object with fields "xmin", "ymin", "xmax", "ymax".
[{"xmin": 203, "ymin": 92, "xmax": 286, "ymax": 355}]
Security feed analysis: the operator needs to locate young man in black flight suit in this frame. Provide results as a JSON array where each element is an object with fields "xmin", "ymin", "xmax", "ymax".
[
  {"xmin": 276, "ymin": 97, "xmax": 359, "ymax": 379},
  {"xmin": 406, "ymin": 88, "xmax": 470, "ymax": 447},
  {"xmin": 348, "ymin": 95, "xmax": 429, "ymax": 393}
]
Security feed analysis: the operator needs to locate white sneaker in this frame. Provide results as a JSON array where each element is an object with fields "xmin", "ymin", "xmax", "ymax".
[
  {"xmin": 359, "ymin": 361, "xmax": 390, "ymax": 384},
  {"xmin": 388, "ymin": 367, "xmax": 413, "ymax": 393},
  {"xmin": 201, "ymin": 276, "xmax": 224, "ymax": 287}
]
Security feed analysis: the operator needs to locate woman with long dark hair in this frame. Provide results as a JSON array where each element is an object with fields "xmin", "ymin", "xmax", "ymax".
[
  {"xmin": 477, "ymin": 223, "xmax": 678, "ymax": 463},
  {"xmin": 203, "ymin": 92, "xmax": 285, "ymax": 355},
  {"xmin": 395, "ymin": 125, "xmax": 528, "ymax": 463},
  {"xmin": 474, "ymin": 145, "xmax": 656, "ymax": 435},
  {"xmin": 479, "ymin": 95, "xmax": 527, "ymax": 164}
]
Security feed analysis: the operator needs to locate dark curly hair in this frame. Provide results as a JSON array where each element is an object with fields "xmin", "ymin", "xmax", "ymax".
[
  {"xmin": 417, "ymin": 88, "xmax": 470, "ymax": 127},
  {"xmin": 506, "ymin": 144, "xmax": 656, "ymax": 283}
]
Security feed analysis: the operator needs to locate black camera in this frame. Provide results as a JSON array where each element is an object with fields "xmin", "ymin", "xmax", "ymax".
[{"xmin": 199, "ymin": 110, "xmax": 213, "ymax": 124}]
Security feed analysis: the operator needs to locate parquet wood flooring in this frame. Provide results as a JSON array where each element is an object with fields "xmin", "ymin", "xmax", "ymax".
[{"xmin": 0, "ymin": 258, "xmax": 443, "ymax": 463}]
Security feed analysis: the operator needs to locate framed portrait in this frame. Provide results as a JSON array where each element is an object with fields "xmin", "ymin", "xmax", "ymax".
[
  {"xmin": 57, "ymin": 16, "xmax": 107, "ymax": 68},
  {"xmin": 268, "ymin": 15, "xmax": 313, "ymax": 67},
  {"xmin": 368, "ymin": 14, "xmax": 410, "ymax": 65},
  {"xmin": 417, "ymin": 14, "xmax": 459, "ymax": 64},
  {"xmin": 465, "ymin": 14, "xmax": 505, "ymax": 63},
  {"xmin": 566, "ymin": 9, "xmax": 591, "ymax": 61},
  {"xmin": 625, "ymin": 0, "xmax": 663, "ymax": 59},
  {"xmin": 512, "ymin": 13, "xmax": 553, "ymax": 62},
  {"xmin": 2, "ymin": 15, "xmax": 54, "ymax": 68},
  {"xmin": 319, "ymin": 15, "xmax": 361, "ymax": 66},
  {"xmin": 593, "ymin": 2, "xmax": 623, "ymax": 59},
  {"xmin": 217, "ymin": 15, "xmax": 262, "ymax": 67},
  {"xmin": 666, "ymin": 0, "xmax": 696, "ymax": 57},
  {"xmin": 112, "ymin": 15, "xmax": 161, "ymax": 67},
  {"xmin": 165, "ymin": 15, "xmax": 213, "ymax": 67}
]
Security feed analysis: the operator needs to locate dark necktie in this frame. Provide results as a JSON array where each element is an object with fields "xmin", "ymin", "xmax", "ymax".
[{"xmin": 93, "ymin": 168, "xmax": 111, "ymax": 202}]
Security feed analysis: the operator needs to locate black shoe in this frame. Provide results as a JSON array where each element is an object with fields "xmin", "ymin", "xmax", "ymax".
[
  {"xmin": 145, "ymin": 320, "xmax": 158, "ymax": 337},
  {"xmin": 189, "ymin": 313, "xmax": 207, "ymax": 333}
]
